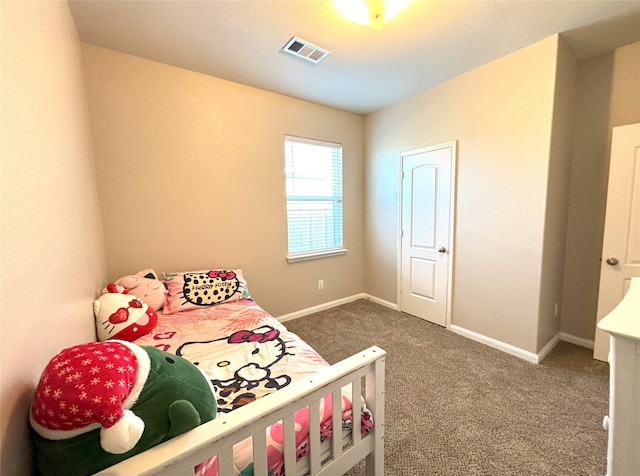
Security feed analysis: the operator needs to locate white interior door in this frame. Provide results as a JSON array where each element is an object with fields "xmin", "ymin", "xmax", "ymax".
[
  {"xmin": 594, "ymin": 123, "xmax": 640, "ymax": 361},
  {"xmin": 399, "ymin": 142, "xmax": 456, "ymax": 327}
]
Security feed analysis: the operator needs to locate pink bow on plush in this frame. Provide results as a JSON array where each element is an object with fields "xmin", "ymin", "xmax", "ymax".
[
  {"xmin": 228, "ymin": 328, "xmax": 279, "ymax": 344},
  {"xmin": 102, "ymin": 282, "xmax": 129, "ymax": 295}
]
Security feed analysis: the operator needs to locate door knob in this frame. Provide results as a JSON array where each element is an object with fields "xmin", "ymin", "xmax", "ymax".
[
  {"xmin": 606, "ymin": 257, "xmax": 619, "ymax": 266},
  {"xmin": 438, "ymin": 247, "xmax": 447, "ymax": 253}
]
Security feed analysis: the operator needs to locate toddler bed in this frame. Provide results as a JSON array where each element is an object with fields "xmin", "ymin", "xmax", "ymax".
[{"xmin": 94, "ymin": 269, "xmax": 386, "ymax": 475}]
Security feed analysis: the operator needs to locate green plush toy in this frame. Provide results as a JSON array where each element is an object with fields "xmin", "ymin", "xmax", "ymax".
[{"xmin": 30, "ymin": 340, "xmax": 216, "ymax": 476}]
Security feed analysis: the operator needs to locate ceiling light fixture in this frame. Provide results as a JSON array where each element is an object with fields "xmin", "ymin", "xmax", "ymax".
[{"xmin": 334, "ymin": 0, "xmax": 412, "ymax": 31}]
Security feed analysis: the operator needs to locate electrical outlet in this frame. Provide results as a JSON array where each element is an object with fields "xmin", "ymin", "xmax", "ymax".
[
  {"xmin": 318, "ymin": 280, "xmax": 324, "ymax": 290},
  {"xmin": 554, "ymin": 302, "xmax": 560, "ymax": 317}
]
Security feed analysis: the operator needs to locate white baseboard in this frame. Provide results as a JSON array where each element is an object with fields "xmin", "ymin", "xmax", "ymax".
[
  {"xmin": 450, "ymin": 326, "xmax": 595, "ymax": 364},
  {"xmin": 277, "ymin": 296, "xmax": 594, "ymax": 364},
  {"xmin": 362, "ymin": 294, "xmax": 398, "ymax": 310},
  {"xmin": 538, "ymin": 333, "xmax": 561, "ymax": 362},
  {"xmin": 450, "ymin": 324, "xmax": 541, "ymax": 364},
  {"xmin": 559, "ymin": 332, "xmax": 594, "ymax": 349},
  {"xmin": 277, "ymin": 293, "xmax": 366, "ymax": 323}
]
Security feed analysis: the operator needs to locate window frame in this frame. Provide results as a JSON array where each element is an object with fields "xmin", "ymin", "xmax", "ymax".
[{"xmin": 284, "ymin": 134, "xmax": 347, "ymax": 263}]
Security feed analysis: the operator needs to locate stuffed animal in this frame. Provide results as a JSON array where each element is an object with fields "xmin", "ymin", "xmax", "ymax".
[
  {"xmin": 30, "ymin": 340, "xmax": 217, "ymax": 476},
  {"xmin": 93, "ymin": 293, "xmax": 158, "ymax": 342},
  {"xmin": 107, "ymin": 268, "xmax": 168, "ymax": 312}
]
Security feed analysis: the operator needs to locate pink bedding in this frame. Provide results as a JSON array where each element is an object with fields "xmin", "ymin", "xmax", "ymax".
[{"xmin": 132, "ymin": 299, "xmax": 372, "ymax": 475}]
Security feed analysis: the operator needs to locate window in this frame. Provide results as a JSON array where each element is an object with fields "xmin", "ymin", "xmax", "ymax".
[{"xmin": 285, "ymin": 135, "xmax": 346, "ymax": 262}]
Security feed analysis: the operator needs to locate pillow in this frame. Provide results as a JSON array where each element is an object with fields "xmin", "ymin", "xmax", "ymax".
[
  {"xmin": 93, "ymin": 292, "xmax": 158, "ymax": 341},
  {"xmin": 162, "ymin": 269, "xmax": 252, "ymax": 314}
]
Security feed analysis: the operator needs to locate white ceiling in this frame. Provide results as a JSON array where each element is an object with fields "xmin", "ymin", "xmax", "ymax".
[{"xmin": 68, "ymin": 0, "xmax": 640, "ymax": 115}]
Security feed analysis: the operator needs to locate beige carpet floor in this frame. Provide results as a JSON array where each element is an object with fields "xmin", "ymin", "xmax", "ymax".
[{"xmin": 284, "ymin": 298, "xmax": 610, "ymax": 476}]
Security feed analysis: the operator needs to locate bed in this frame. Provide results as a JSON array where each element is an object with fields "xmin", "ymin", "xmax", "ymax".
[{"xmin": 92, "ymin": 269, "xmax": 386, "ymax": 476}]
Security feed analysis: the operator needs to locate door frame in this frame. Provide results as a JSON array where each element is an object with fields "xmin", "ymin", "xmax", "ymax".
[
  {"xmin": 594, "ymin": 122, "xmax": 640, "ymax": 361},
  {"xmin": 397, "ymin": 141, "xmax": 457, "ymax": 328}
]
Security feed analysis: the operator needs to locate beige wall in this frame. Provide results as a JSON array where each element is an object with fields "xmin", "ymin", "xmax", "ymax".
[
  {"xmin": 560, "ymin": 52, "xmax": 614, "ymax": 341},
  {"xmin": 610, "ymin": 42, "xmax": 640, "ymax": 129},
  {"xmin": 537, "ymin": 37, "xmax": 578, "ymax": 351},
  {"xmin": 0, "ymin": 2, "xmax": 106, "ymax": 474},
  {"xmin": 81, "ymin": 45, "xmax": 364, "ymax": 317},
  {"xmin": 562, "ymin": 40, "xmax": 640, "ymax": 342},
  {"xmin": 364, "ymin": 36, "xmax": 562, "ymax": 353}
]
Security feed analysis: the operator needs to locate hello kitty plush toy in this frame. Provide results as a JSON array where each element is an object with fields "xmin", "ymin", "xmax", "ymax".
[
  {"xmin": 95, "ymin": 269, "xmax": 168, "ymax": 341},
  {"xmin": 93, "ymin": 293, "xmax": 158, "ymax": 342}
]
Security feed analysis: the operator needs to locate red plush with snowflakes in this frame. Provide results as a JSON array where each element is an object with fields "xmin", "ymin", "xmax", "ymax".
[{"xmin": 29, "ymin": 340, "xmax": 150, "ymax": 454}]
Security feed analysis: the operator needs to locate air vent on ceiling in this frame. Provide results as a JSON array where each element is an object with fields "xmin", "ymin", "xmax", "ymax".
[{"xmin": 282, "ymin": 37, "xmax": 329, "ymax": 64}]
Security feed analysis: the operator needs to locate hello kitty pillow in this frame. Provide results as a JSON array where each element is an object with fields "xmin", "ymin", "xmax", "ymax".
[
  {"xmin": 93, "ymin": 292, "xmax": 158, "ymax": 341},
  {"xmin": 162, "ymin": 269, "xmax": 252, "ymax": 314}
]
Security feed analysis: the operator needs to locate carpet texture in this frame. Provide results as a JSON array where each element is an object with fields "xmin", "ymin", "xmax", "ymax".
[{"xmin": 284, "ymin": 299, "xmax": 610, "ymax": 476}]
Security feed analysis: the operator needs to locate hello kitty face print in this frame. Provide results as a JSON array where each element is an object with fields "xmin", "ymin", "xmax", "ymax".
[
  {"xmin": 93, "ymin": 293, "xmax": 158, "ymax": 342},
  {"xmin": 176, "ymin": 325, "xmax": 293, "ymax": 413},
  {"xmin": 162, "ymin": 269, "xmax": 252, "ymax": 314}
]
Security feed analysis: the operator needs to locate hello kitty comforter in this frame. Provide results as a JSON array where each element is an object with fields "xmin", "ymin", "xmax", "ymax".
[{"xmin": 132, "ymin": 298, "xmax": 373, "ymax": 476}]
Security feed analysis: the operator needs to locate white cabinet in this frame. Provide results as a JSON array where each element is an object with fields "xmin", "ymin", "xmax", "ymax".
[{"xmin": 597, "ymin": 277, "xmax": 640, "ymax": 475}]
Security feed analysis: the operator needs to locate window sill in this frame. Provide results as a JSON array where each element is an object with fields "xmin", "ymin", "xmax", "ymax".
[{"xmin": 287, "ymin": 248, "xmax": 348, "ymax": 263}]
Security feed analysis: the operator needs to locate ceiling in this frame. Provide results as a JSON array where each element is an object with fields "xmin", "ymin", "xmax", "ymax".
[{"xmin": 68, "ymin": 1, "xmax": 640, "ymax": 115}]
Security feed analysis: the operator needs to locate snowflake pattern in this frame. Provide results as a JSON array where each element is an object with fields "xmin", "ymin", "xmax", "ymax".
[{"xmin": 31, "ymin": 341, "xmax": 139, "ymax": 432}]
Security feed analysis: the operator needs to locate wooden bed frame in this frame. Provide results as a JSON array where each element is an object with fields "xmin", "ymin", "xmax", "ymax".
[{"xmin": 95, "ymin": 346, "xmax": 386, "ymax": 476}]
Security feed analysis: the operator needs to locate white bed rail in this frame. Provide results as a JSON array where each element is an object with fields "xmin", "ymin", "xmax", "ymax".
[
  {"xmin": 95, "ymin": 346, "xmax": 386, "ymax": 476},
  {"xmin": 597, "ymin": 277, "xmax": 640, "ymax": 475}
]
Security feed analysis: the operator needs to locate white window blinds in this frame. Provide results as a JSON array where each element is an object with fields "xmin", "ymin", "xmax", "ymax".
[{"xmin": 285, "ymin": 135, "xmax": 344, "ymax": 261}]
